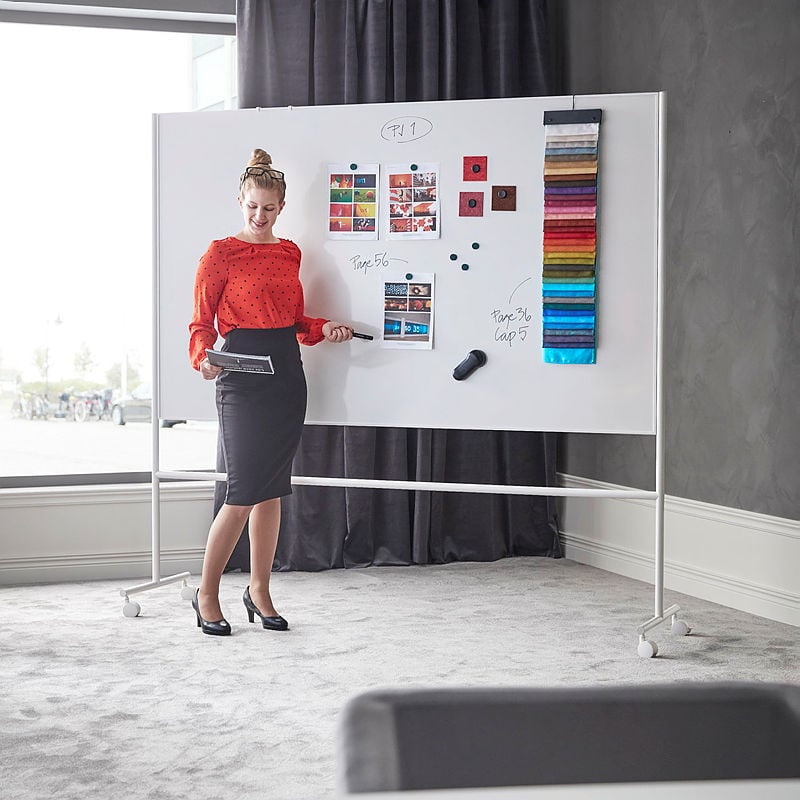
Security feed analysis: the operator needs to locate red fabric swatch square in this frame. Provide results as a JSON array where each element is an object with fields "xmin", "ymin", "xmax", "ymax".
[
  {"xmin": 459, "ymin": 191, "xmax": 484, "ymax": 217},
  {"xmin": 463, "ymin": 156, "xmax": 488, "ymax": 181}
]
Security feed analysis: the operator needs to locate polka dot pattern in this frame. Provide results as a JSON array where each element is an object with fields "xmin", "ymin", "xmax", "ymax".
[{"xmin": 189, "ymin": 237, "xmax": 327, "ymax": 370}]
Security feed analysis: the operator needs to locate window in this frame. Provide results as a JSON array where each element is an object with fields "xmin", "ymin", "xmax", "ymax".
[
  {"xmin": 193, "ymin": 34, "xmax": 237, "ymax": 110},
  {"xmin": 0, "ymin": 22, "xmax": 236, "ymax": 481}
]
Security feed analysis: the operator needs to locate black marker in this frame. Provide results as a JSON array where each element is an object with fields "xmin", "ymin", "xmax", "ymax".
[{"xmin": 352, "ymin": 332, "xmax": 374, "ymax": 340}]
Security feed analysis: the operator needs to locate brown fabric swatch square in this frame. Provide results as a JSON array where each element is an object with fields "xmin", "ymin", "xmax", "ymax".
[{"xmin": 492, "ymin": 185, "xmax": 516, "ymax": 211}]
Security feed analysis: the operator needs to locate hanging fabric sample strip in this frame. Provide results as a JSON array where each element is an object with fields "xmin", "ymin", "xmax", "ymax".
[{"xmin": 541, "ymin": 109, "xmax": 602, "ymax": 364}]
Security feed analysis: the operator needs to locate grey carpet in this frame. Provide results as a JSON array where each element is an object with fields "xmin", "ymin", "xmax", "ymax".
[{"xmin": 1, "ymin": 558, "xmax": 798, "ymax": 800}]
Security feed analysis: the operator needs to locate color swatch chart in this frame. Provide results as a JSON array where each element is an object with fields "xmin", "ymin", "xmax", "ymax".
[{"xmin": 541, "ymin": 109, "xmax": 602, "ymax": 364}]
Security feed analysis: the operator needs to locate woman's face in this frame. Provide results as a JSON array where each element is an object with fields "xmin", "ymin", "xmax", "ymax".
[{"xmin": 238, "ymin": 186, "xmax": 285, "ymax": 241}]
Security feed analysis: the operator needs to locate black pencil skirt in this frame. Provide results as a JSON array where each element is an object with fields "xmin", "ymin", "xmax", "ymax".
[{"xmin": 216, "ymin": 327, "xmax": 307, "ymax": 505}]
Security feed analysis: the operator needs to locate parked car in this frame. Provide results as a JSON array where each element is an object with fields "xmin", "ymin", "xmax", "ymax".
[{"xmin": 111, "ymin": 383, "xmax": 184, "ymax": 428}]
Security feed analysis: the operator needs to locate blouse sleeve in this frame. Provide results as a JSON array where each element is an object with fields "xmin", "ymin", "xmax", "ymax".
[
  {"xmin": 295, "ymin": 282, "xmax": 327, "ymax": 346},
  {"xmin": 289, "ymin": 241, "xmax": 327, "ymax": 346},
  {"xmin": 188, "ymin": 242, "xmax": 227, "ymax": 370}
]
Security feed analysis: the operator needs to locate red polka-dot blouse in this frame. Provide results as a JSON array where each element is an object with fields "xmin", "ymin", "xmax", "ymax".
[{"xmin": 189, "ymin": 237, "xmax": 327, "ymax": 370}]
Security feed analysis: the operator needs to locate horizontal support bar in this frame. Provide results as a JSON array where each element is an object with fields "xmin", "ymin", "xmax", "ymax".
[
  {"xmin": 155, "ymin": 470, "xmax": 659, "ymax": 499},
  {"xmin": 157, "ymin": 471, "xmax": 226, "ymax": 481}
]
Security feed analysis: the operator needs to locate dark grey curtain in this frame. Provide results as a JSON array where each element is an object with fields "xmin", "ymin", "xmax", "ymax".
[
  {"xmin": 223, "ymin": 0, "xmax": 561, "ymax": 571},
  {"xmin": 237, "ymin": 0, "xmax": 552, "ymax": 106}
]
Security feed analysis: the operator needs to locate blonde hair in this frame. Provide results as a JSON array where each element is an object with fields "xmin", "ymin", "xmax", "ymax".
[{"xmin": 239, "ymin": 148, "xmax": 286, "ymax": 201}]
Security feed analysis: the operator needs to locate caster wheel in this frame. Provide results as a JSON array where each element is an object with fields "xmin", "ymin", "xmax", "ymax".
[
  {"xmin": 671, "ymin": 619, "xmax": 691, "ymax": 636},
  {"xmin": 123, "ymin": 601, "xmax": 141, "ymax": 618},
  {"xmin": 180, "ymin": 585, "xmax": 195, "ymax": 601},
  {"xmin": 637, "ymin": 639, "xmax": 658, "ymax": 658}
]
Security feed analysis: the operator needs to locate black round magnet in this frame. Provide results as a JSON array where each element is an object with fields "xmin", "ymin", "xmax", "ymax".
[
  {"xmin": 468, "ymin": 199, "xmax": 477, "ymax": 208},
  {"xmin": 497, "ymin": 189, "xmax": 508, "ymax": 199},
  {"xmin": 349, "ymin": 163, "xmax": 358, "ymax": 171},
  {"xmin": 450, "ymin": 253, "xmax": 458, "ymax": 261},
  {"xmin": 472, "ymin": 164, "xmax": 481, "ymax": 173},
  {"xmin": 471, "ymin": 242, "xmax": 480, "ymax": 249}
]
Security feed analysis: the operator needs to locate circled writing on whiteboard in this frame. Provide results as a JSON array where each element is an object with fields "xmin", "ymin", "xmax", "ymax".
[{"xmin": 380, "ymin": 117, "xmax": 433, "ymax": 143}]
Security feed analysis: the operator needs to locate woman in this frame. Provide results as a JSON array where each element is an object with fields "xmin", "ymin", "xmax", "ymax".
[{"xmin": 188, "ymin": 149, "xmax": 353, "ymax": 636}]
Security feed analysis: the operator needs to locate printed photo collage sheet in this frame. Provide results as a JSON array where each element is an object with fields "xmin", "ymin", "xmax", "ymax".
[{"xmin": 327, "ymin": 162, "xmax": 439, "ymax": 349}]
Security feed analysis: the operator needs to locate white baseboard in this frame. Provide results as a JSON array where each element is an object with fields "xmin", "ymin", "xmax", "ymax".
[
  {"xmin": 558, "ymin": 473, "xmax": 800, "ymax": 627},
  {"xmin": 0, "ymin": 482, "xmax": 210, "ymax": 585}
]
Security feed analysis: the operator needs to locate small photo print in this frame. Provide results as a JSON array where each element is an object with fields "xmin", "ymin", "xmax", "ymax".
[
  {"xmin": 354, "ymin": 173, "xmax": 377, "ymax": 188},
  {"xmin": 389, "ymin": 218, "xmax": 412, "ymax": 233},
  {"xmin": 354, "ymin": 187, "xmax": 377, "ymax": 203},
  {"xmin": 413, "ymin": 186, "xmax": 436, "ymax": 202},
  {"xmin": 330, "ymin": 174, "xmax": 353, "ymax": 189},
  {"xmin": 381, "ymin": 273, "xmax": 434, "ymax": 349},
  {"xmin": 386, "ymin": 163, "xmax": 440, "ymax": 240},
  {"xmin": 390, "ymin": 187, "xmax": 412, "ymax": 202},
  {"xmin": 330, "ymin": 218, "xmax": 352, "ymax": 232},
  {"xmin": 413, "ymin": 201, "xmax": 436, "ymax": 217},
  {"xmin": 327, "ymin": 163, "xmax": 379, "ymax": 240},
  {"xmin": 408, "ymin": 297, "xmax": 432, "ymax": 312},
  {"xmin": 354, "ymin": 203, "xmax": 376, "ymax": 218},
  {"xmin": 385, "ymin": 282, "xmax": 410, "ymax": 297},
  {"xmin": 329, "ymin": 203, "xmax": 352, "ymax": 218},
  {"xmin": 330, "ymin": 188, "xmax": 352, "ymax": 203},
  {"xmin": 413, "ymin": 171, "xmax": 437, "ymax": 188},
  {"xmin": 385, "ymin": 297, "xmax": 408, "ymax": 311},
  {"xmin": 383, "ymin": 312, "xmax": 432, "ymax": 345},
  {"xmin": 389, "ymin": 203, "xmax": 412, "ymax": 218},
  {"xmin": 389, "ymin": 173, "xmax": 413, "ymax": 188},
  {"xmin": 412, "ymin": 217, "xmax": 436, "ymax": 233}
]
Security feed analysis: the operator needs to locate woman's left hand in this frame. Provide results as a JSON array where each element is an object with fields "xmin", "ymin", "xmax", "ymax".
[{"xmin": 322, "ymin": 321, "xmax": 354, "ymax": 343}]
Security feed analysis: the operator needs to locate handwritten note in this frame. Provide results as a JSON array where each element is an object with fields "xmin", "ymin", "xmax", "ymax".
[
  {"xmin": 490, "ymin": 305, "xmax": 531, "ymax": 347},
  {"xmin": 349, "ymin": 251, "xmax": 408, "ymax": 274},
  {"xmin": 380, "ymin": 116, "xmax": 433, "ymax": 143}
]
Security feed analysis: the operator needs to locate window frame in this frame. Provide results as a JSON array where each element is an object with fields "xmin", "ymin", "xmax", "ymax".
[
  {"xmin": 0, "ymin": 1, "xmax": 235, "ymax": 35},
  {"xmin": 0, "ymin": 2, "xmax": 234, "ymax": 488}
]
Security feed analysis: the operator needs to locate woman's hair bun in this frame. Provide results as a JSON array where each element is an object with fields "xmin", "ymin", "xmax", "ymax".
[{"xmin": 247, "ymin": 148, "xmax": 273, "ymax": 168}]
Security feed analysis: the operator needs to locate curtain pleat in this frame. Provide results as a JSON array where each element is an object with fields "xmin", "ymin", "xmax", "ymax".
[{"xmin": 225, "ymin": 0, "xmax": 561, "ymax": 573}]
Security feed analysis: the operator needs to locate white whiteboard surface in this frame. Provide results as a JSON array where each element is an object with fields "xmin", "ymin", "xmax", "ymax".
[{"xmin": 156, "ymin": 93, "xmax": 659, "ymax": 433}]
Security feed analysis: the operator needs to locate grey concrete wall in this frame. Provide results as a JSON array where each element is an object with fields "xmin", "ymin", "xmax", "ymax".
[{"xmin": 553, "ymin": 0, "xmax": 799, "ymax": 519}]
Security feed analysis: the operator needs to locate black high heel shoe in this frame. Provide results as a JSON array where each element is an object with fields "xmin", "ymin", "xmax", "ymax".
[
  {"xmin": 192, "ymin": 589, "xmax": 231, "ymax": 636},
  {"xmin": 243, "ymin": 586, "xmax": 289, "ymax": 631}
]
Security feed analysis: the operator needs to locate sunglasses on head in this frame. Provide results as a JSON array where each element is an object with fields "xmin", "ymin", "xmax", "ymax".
[{"xmin": 239, "ymin": 166, "xmax": 285, "ymax": 186}]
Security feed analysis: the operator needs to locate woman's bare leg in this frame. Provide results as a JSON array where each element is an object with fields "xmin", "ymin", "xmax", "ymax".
[
  {"xmin": 247, "ymin": 497, "xmax": 282, "ymax": 616},
  {"xmin": 198, "ymin": 502, "xmax": 252, "ymax": 621}
]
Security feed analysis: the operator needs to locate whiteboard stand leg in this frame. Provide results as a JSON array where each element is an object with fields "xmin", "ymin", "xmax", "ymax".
[
  {"xmin": 637, "ymin": 603, "xmax": 681, "ymax": 658},
  {"xmin": 635, "ymin": 91, "xmax": 691, "ymax": 657},
  {"xmin": 117, "ymin": 469, "xmax": 194, "ymax": 616},
  {"xmin": 119, "ymin": 187, "xmax": 197, "ymax": 618},
  {"xmin": 119, "ymin": 574, "xmax": 193, "ymax": 617}
]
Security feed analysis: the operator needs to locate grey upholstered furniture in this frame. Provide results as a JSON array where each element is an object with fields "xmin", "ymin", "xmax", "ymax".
[{"xmin": 337, "ymin": 683, "xmax": 800, "ymax": 793}]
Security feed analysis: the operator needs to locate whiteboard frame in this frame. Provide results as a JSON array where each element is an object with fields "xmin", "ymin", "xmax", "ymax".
[
  {"xmin": 120, "ymin": 92, "xmax": 685, "ymax": 659},
  {"xmin": 153, "ymin": 92, "xmax": 660, "ymax": 434}
]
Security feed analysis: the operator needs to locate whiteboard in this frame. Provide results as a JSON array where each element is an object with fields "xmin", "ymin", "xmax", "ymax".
[{"xmin": 155, "ymin": 93, "xmax": 660, "ymax": 433}]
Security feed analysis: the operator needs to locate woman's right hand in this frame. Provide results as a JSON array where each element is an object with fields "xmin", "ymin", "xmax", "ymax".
[{"xmin": 199, "ymin": 358, "xmax": 223, "ymax": 380}]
